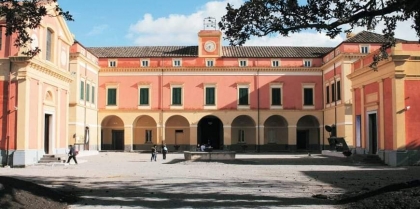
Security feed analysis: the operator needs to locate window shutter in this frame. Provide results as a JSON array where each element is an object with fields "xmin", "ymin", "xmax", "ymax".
[
  {"xmin": 80, "ymin": 81, "xmax": 84, "ymax": 100},
  {"xmin": 140, "ymin": 88, "xmax": 149, "ymax": 105},
  {"xmin": 239, "ymin": 88, "xmax": 248, "ymax": 105},
  {"xmin": 272, "ymin": 88, "xmax": 281, "ymax": 105},
  {"xmin": 92, "ymin": 86, "xmax": 95, "ymax": 104},
  {"xmin": 206, "ymin": 87, "xmax": 215, "ymax": 105},
  {"xmin": 107, "ymin": 88, "xmax": 116, "ymax": 105}
]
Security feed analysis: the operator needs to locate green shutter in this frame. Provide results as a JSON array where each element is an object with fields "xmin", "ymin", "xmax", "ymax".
[
  {"xmin": 172, "ymin": 88, "xmax": 182, "ymax": 105},
  {"xmin": 80, "ymin": 81, "xmax": 84, "ymax": 100},
  {"xmin": 140, "ymin": 88, "xmax": 149, "ymax": 105},
  {"xmin": 107, "ymin": 88, "xmax": 117, "ymax": 105},
  {"xmin": 239, "ymin": 88, "xmax": 248, "ymax": 105},
  {"xmin": 304, "ymin": 88, "xmax": 313, "ymax": 105},
  {"xmin": 271, "ymin": 88, "xmax": 281, "ymax": 105},
  {"xmin": 86, "ymin": 84, "xmax": 90, "ymax": 102},
  {"xmin": 92, "ymin": 86, "xmax": 95, "ymax": 104},
  {"xmin": 326, "ymin": 86, "xmax": 330, "ymax": 103},
  {"xmin": 206, "ymin": 87, "xmax": 215, "ymax": 105}
]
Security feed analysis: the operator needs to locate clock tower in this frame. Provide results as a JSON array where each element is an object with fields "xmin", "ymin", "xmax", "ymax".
[{"xmin": 198, "ymin": 17, "xmax": 222, "ymax": 58}]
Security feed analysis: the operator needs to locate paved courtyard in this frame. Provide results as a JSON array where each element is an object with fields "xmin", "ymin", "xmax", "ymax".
[{"xmin": 1, "ymin": 152, "xmax": 420, "ymax": 208}]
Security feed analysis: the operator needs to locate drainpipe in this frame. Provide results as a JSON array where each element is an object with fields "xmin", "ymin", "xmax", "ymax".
[
  {"xmin": 322, "ymin": 63, "xmax": 325, "ymax": 150},
  {"xmin": 257, "ymin": 67, "xmax": 260, "ymax": 153},
  {"xmin": 84, "ymin": 62, "xmax": 87, "ymax": 150},
  {"xmin": 160, "ymin": 57, "xmax": 164, "ymax": 146}
]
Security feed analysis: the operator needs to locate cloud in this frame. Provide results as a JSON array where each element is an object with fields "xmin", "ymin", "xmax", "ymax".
[
  {"xmin": 86, "ymin": 24, "xmax": 108, "ymax": 36},
  {"xmin": 350, "ymin": 18, "xmax": 418, "ymax": 41},
  {"xmin": 127, "ymin": 0, "xmax": 419, "ymax": 47}
]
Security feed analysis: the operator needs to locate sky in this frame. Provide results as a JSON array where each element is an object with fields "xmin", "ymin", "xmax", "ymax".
[{"xmin": 58, "ymin": 0, "xmax": 419, "ymax": 48}]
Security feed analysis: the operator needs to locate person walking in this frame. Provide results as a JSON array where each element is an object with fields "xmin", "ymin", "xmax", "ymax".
[
  {"xmin": 67, "ymin": 145, "xmax": 78, "ymax": 164},
  {"xmin": 151, "ymin": 145, "xmax": 157, "ymax": 162},
  {"xmin": 162, "ymin": 145, "xmax": 168, "ymax": 160}
]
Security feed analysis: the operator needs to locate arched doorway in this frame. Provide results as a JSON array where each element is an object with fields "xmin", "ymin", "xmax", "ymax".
[
  {"xmin": 101, "ymin": 115, "xmax": 125, "ymax": 150},
  {"xmin": 264, "ymin": 115, "xmax": 288, "ymax": 150},
  {"xmin": 231, "ymin": 115, "xmax": 256, "ymax": 150},
  {"xmin": 133, "ymin": 115, "xmax": 157, "ymax": 150},
  {"xmin": 296, "ymin": 115, "xmax": 320, "ymax": 151},
  {"xmin": 197, "ymin": 115, "xmax": 223, "ymax": 149},
  {"xmin": 165, "ymin": 115, "xmax": 190, "ymax": 151}
]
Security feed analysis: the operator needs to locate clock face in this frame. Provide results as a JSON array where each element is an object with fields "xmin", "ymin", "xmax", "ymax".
[{"xmin": 204, "ymin": 41, "xmax": 216, "ymax": 52}]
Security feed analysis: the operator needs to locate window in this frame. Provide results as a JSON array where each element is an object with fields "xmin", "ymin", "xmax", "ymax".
[
  {"xmin": 239, "ymin": 60, "xmax": 247, "ymax": 67},
  {"xmin": 172, "ymin": 87, "xmax": 182, "ymax": 105},
  {"xmin": 238, "ymin": 129, "xmax": 245, "ymax": 143},
  {"xmin": 360, "ymin": 45, "xmax": 369, "ymax": 54},
  {"xmin": 173, "ymin": 59, "xmax": 182, "ymax": 67},
  {"xmin": 303, "ymin": 88, "xmax": 314, "ymax": 106},
  {"xmin": 141, "ymin": 60, "xmax": 149, "ymax": 67},
  {"xmin": 272, "ymin": 60, "xmax": 280, "ymax": 67},
  {"xmin": 91, "ymin": 86, "xmax": 95, "ymax": 104},
  {"xmin": 326, "ymin": 85, "xmax": 330, "ymax": 104},
  {"xmin": 337, "ymin": 80, "xmax": 341, "ymax": 101},
  {"xmin": 46, "ymin": 28, "xmax": 52, "ymax": 61},
  {"xmin": 0, "ymin": 28, "xmax": 2, "ymax": 50},
  {"xmin": 238, "ymin": 87, "xmax": 249, "ymax": 105},
  {"xmin": 145, "ymin": 130, "xmax": 152, "ymax": 143},
  {"xmin": 270, "ymin": 84, "xmax": 282, "ymax": 107},
  {"xmin": 107, "ymin": 88, "xmax": 117, "ymax": 105},
  {"xmin": 303, "ymin": 60, "xmax": 312, "ymax": 67},
  {"xmin": 205, "ymin": 86, "xmax": 215, "ymax": 105},
  {"xmin": 206, "ymin": 59, "xmax": 214, "ymax": 67},
  {"xmin": 80, "ymin": 81, "xmax": 84, "ymax": 100},
  {"xmin": 139, "ymin": 87, "xmax": 149, "ymax": 105},
  {"xmin": 86, "ymin": 83, "xmax": 90, "ymax": 102},
  {"xmin": 109, "ymin": 60, "xmax": 116, "ymax": 67},
  {"xmin": 332, "ymin": 83, "xmax": 336, "ymax": 102}
]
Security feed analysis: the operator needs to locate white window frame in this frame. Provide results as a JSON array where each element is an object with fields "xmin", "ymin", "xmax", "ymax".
[
  {"xmin": 141, "ymin": 59, "xmax": 150, "ymax": 67},
  {"xmin": 79, "ymin": 79, "xmax": 85, "ymax": 104},
  {"xmin": 303, "ymin": 59, "xmax": 312, "ymax": 67},
  {"xmin": 138, "ymin": 85, "xmax": 151, "ymax": 109},
  {"xmin": 170, "ymin": 84, "xmax": 184, "ymax": 109},
  {"xmin": 239, "ymin": 59, "xmax": 248, "ymax": 67},
  {"xmin": 108, "ymin": 60, "xmax": 117, "ymax": 67},
  {"xmin": 270, "ymin": 83, "xmax": 283, "ymax": 109},
  {"xmin": 204, "ymin": 84, "xmax": 217, "ymax": 109},
  {"xmin": 105, "ymin": 83, "xmax": 119, "ymax": 109},
  {"xmin": 360, "ymin": 45, "xmax": 370, "ymax": 54},
  {"xmin": 302, "ymin": 83, "xmax": 315, "ymax": 109},
  {"xmin": 90, "ymin": 84, "xmax": 96, "ymax": 108},
  {"xmin": 272, "ymin": 59, "xmax": 280, "ymax": 67},
  {"xmin": 206, "ymin": 59, "xmax": 215, "ymax": 67},
  {"xmin": 173, "ymin": 58, "xmax": 182, "ymax": 67},
  {"xmin": 237, "ymin": 84, "xmax": 250, "ymax": 109}
]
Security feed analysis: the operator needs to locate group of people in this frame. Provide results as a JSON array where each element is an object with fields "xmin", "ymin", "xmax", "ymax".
[
  {"xmin": 151, "ymin": 144, "xmax": 168, "ymax": 162},
  {"xmin": 196, "ymin": 143, "xmax": 212, "ymax": 151}
]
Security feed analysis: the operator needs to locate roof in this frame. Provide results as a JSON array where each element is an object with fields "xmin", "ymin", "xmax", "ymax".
[
  {"xmin": 344, "ymin": 31, "xmax": 403, "ymax": 43},
  {"xmin": 87, "ymin": 46, "xmax": 333, "ymax": 58}
]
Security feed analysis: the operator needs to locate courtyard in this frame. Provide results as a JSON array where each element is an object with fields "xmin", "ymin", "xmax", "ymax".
[{"xmin": 1, "ymin": 152, "xmax": 420, "ymax": 208}]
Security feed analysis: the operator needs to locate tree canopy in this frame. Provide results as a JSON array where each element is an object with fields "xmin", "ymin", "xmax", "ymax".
[
  {"xmin": 219, "ymin": 0, "xmax": 420, "ymax": 47},
  {"xmin": 1, "ymin": 0, "xmax": 73, "ymax": 56}
]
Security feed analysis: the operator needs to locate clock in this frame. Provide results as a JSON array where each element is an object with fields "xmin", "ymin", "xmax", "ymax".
[{"xmin": 204, "ymin": 41, "xmax": 216, "ymax": 52}]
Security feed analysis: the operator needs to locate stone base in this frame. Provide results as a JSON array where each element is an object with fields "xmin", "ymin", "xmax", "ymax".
[
  {"xmin": 0, "ymin": 149, "xmax": 14, "ymax": 166},
  {"xmin": 12, "ymin": 150, "xmax": 44, "ymax": 167},
  {"xmin": 378, "ymin": 150, "xmax": 420, "ymax": 166},
  {"xmin": 184, "ymin": 151, "xmax": 236, "ymax": 161}
]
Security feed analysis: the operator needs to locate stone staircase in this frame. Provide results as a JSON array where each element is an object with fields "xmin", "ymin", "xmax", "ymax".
[{"xmin": 38, "ymin": 154, "xmax": 67, "ymax": 165}]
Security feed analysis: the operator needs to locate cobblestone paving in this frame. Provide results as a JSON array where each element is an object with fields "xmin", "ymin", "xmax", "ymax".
[{"xmin": 2, "ymin": 152, "xmax": 419, "ymax": 208}]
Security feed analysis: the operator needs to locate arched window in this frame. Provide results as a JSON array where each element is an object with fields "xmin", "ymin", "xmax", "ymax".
[{"xmin": 46, "ymin": 28, "xmax": 53, "ymax": 61}]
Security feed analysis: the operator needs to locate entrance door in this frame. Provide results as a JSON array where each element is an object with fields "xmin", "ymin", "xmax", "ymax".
[
  {"xmin": 44, "ymin": 114, "xmax": 52, "ymax": 154},
  {"xmin": 175, "ymin": 130, "xmax": 184, "ymax": 145},
  {"xmin": 368, "ymin": 113, "xmax": 378, "ymax": 154},
  {"xmin": 112, "ymin": 130, "xmax": 124, "ymax": 150},
  {"xmin": 296, "ymin": 130, "xmax": 308, "ymax": 150},
  {"xmin": 197, "ymin": 116, "xmax": 223, "ymax": 149}
]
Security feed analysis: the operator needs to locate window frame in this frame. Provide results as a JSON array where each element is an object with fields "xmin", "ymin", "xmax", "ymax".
[
  {"xmin": 170, "ymin": 84, "xmax": 183, "ymax": 109},
  {"xmin": 360, "ymin": 45, "xmax": 370, "ymax": 54},
  {"xmin": 80, "ymin": 80, "xmax": 85, "ymax": 101},
  {"xmin": 336, "ymin": 80, "xmax": 341, "ymax": 102},
  {"xmin": 303, "ymin": 59, "xmax": 312, "ymax": 67},
  {"xmin": 237, "ymin": 84, "xmax": 250, "ymax": 109},
  {"xmin": 271, "ymin": 59, "xmax": 280, "ymax": 67},
  {"xmin": 145, "ymin": 129, "xmax": 152, "ymax": 143},
  {"xmin": 138, "ymin": 85, "xmax": 151, "ymax": 109},
  {"xmin": 108, "ymin": 60, "xmax": 117, "ymax": 67},
  {"xmin": 86, "ymin": 82, "xmax": 90, "ymax": 103},
  {"xmin": 46, "ymin": 28, "xmax": 53, "ymax": 62},
  {"xmin": 238, "ymin": 129, "xmax": 245, "ymax": 143},
  {"xmin": 326, "ymin": 84, "xmax": 330, "ymax": 105},
  {"xmin": 173, "ymin": 58, "xmax": 182, "ymax": 67},
  {"xmin": 105, "ymin": 84, "xmax": 119, "ymax": 109},
  {"xmin": 204, "ymin": 84, "xmax": 217, "ymax": 109},
  {"xmin": 238, "ymin": 59, "xmax": 248, "ymax": 67},
  {"xmin": 302, "ymin": 83, "xmax": 315, "ymax": 109},
  {"xmin": 206, "ymin": 58, "xmax": 215, "ymax": 67},
  {"xmin": 270, "ymin": 83, "xmax": 283, "ymax": 109},
  {"xmin": 141, "ymin": 59, "xmax": 150, "ymax": 67},
  {"xmin": 91, "ymin": 85, "xmax": 96, "ymax": 106}
]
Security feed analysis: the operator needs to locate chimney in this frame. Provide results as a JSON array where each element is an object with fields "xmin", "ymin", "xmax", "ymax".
[{"xmin": 346, "ymin": 32, "xmax": 356, "ymax": 39}]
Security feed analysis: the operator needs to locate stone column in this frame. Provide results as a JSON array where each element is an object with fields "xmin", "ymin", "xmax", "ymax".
[
  {"xmin": 223, "ymin": 125, "xmax": 232, "ymax": 150},
  {"xmin": 288, "ymin": 125, "xmax": 297, "ymax": 150},
  {"xmin": 124, "ymin": 125, "xmax": 133, "ymax": 151},
  {"xmin": 190, "ymin": 125, "xmax": 198, "ymax": 151},
  {"xmin": 392, "ymin": 76, "xmax": 406, "ymax": 150}
]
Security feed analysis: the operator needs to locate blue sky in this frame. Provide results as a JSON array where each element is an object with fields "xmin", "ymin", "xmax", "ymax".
[{"xmin": 58, "ymin": 0, "xmax": 417, "ymax": 48}]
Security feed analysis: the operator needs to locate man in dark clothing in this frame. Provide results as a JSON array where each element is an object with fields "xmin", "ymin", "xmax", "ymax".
[
  {"xmin": 162, "ymin": 145, "xmax": 168, "ymax": 160},
  {"xmin": 67, "ymin": 145, "xmax": 78, "ymax": 164},
  {"xmin": 151, "ymin": 145, "xmax": 157, "ymax": 162}
]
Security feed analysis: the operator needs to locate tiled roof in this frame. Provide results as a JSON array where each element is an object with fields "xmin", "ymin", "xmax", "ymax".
[
  {"xmin": 87, "ymin": 46, "xmax": 333, "ymax": 58},
  {"xmin": 343, "ymin": 31, "xmax": 403, "ymax": 43}
]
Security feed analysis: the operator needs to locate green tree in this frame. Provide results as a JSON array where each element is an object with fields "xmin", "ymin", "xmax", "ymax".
[
  {"xmin": 219, "ymin": 0, "xmax": 420, "ymax": 70},
  {"xmin": 1, "ymin": 0, "xmax": 73, "ymax": 56}
]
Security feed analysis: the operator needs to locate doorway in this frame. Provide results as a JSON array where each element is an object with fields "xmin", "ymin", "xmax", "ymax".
[
  {"xmin": 44, "ymin": 114, "xmax": 52, "ymax": 154},
  {"xmin": 197, "ymin": 116, "xmax": 223, "ymax": 149},
  {"xmin": 368, "ymin": 112, "xmax": 378, "ymax": 154},
  {"xmin": 296, "ymin": 130, "xmax": 308, "ymax": 150},
  {"xmin": 112, "ymin": 130, "xmax": 124, "ymax": 150}
]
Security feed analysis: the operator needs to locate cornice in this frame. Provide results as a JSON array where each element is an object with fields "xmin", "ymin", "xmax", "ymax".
[
  {"xmin": 70, "ymin": 52, "xmax": 100, "ymax": 70},
  {"xmin": 99, "ymin": 67, "xmax": 323, "ymax": 73},
  {"xmin": 321, "ymin": 53, "xmax": 365, "ymax": 69},
  {"xmin": 17, "ymin": 59, "xmax": 74, "ymax": 83}
]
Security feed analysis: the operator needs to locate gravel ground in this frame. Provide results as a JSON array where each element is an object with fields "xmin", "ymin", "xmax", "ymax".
[{"xmin": 1, "ymin": 152, "xmax": 419, "ymax": 209}]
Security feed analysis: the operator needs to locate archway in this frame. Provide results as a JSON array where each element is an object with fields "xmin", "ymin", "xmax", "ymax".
[
  {"xmin": 165, "ymin": 115, "xmax": 190, "ymax": 151},
  {"xmin": 231, "ymin": 115, "xmax": 256, "ymax": 147},
  {"xmin": 133, "ymin": 115, "xmax": 157, "ymax": 150},
  {"xmin": 101, "ymin": 115, "xmax": 125, "ymax": 150},
  {"xmin": 197, "ymin": 115, "xmax": 223, "ymax": 149},
  {"xmin": 264, "ymin": 115, "xmax": 288, "ymax": 145},
  {"xmin": 296, "ymin": 115, "xmax": 320, "ymax": 150}
]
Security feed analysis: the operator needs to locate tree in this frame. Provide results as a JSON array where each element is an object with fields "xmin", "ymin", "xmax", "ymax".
[
  {"xmin": 1, "ymin": 0, "xmax": 73, "ymax": 57},
  {"xmin": 219, "ymin": 0, "xmax": 420, "ymax": 67}
]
